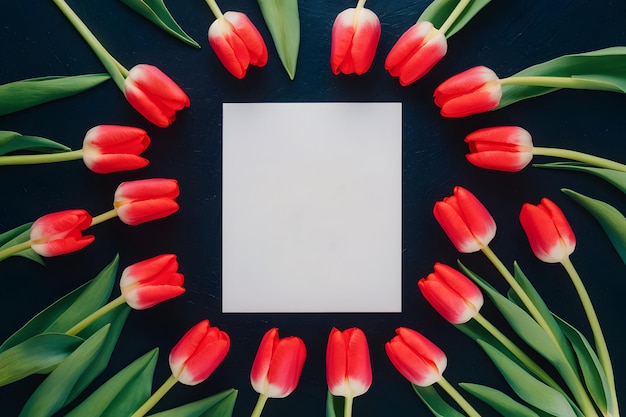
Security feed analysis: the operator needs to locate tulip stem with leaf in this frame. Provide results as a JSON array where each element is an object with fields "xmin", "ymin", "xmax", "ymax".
[
  {"xmin": 205, "ymin": 0, "xmax": 223, "ymax": 19},
  {"xmin": 131, "ymin": 375, "xmax": 179, "ymax": 417},
  {"xmin": 437, "ymin": 377, "xmax": 481, "ymax": 417},
  {"xmin": 531, "ymin": 147, "xmax": 626, "ymax": 172},
  {"xmin": 437, "ymin": 0, "xmax": 470, "ymax": 36},
  {"xmin": 250, "ymin": 394, "xmax": 268, "ymax": 417}
]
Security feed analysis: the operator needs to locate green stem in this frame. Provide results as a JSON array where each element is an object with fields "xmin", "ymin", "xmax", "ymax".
[
  {"xmin": 0, "ymin": 150, "xmax": 83, "ymax": 166},
  {"xmin": 473, "ymin": 313, "xmax": 564, "ymax": 393},
  {"xmin": 344, "ymin": 395, "xmax": 354, "ymax": 417},
  {"xmin": 438, "ymin": 0, "xmax": 471, "ymax": 37},
  {"xmin": 561, "ymin": 256, "xmax": 618, "ymax": 416},
  {"xmin": 204, "ymin": 0, "xmax": 223, "ymax": 19},
  {"xmin": 90, "ymin": 208, "xmax": 119, "ymax": 227},
  {"xmin": 66, "ymin": 295, "xmax": 126, "ymax": 336},
  {"xmin": 250, "ymin": 393, "xmax": 268, "ymax": 417},
  {"xmin": 0, "ymin": 239, "xmax": 33, "ymax": 261},
  {"xmin": 355, "ymin": 0, "xmax": 367, "ymax": 10},
  {"xmin": 499, "ymin": 75, "xmax": 621, "ymax": 93},
  {"xmin": 130, "ymin": 375, "xmax": 178, "ymax": 417},
  {"xmin": 437, "ymin": 377, "xmax": 481, "ymax": 417},
  {"xmin": 51, "ymin": 0, "xmax": 128, "ymax": 89},
  {"xmin": 533, "ymin": 147, "xmax": 626, "ymax": 172}
]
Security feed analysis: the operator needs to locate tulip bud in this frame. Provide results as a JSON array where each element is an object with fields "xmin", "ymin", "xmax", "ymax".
[
  {"xmin": 82, "ymin": 125, "xmax": 150, "ymax": 174},
  {"xmin": 465, "ymin": 126, "xmax": 534, "ymax": 172},
  {"xmin": 330, "ymin": 6, "xmax": 381, "ymax": 75},
  {"xmin": 30, "ymin": 209, "xmax": 95, "ymax": 257},
  {"xmin": 113, "ymin": 178, "xmax": 180, "ymax": 226},
  {"xmin": 434, "ymin": 66, "xmax": 502, "ymax": 118},
  {"xmin": 326, "ymin": 327, "xmax": 372, "ymax": 398}
]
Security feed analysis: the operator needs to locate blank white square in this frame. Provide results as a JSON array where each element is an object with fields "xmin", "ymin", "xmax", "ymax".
[{"xmin": 222, "ymin": 102, "xmax": 402, "ymax": 313}]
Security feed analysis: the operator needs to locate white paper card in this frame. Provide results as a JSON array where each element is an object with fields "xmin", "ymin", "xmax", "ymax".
[{"xmin": 222, "ymin": 102, "xmax": 402, "ymax": 313}]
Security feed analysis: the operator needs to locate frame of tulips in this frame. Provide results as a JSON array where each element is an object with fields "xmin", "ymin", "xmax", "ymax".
[{"xmin": 1, "ymin": 0, "xmax": 626, "ymax": 417}]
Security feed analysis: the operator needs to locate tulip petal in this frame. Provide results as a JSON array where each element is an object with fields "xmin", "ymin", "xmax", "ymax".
[
  {"xmin": 250, "ymin": 327, "xmax": 278, "ymax": 394},
  {"xmin": 345, "ymin": 328, "xmax": 372, "ymax": 397},
  {"xmin": 433, "ymin": 200, "xmax": 483, "ymax": 253},
  {"xmin": 84, "ymin": 153, "xmax": 149, "ymax": 174},
  {"xmin": 209, "ymin": 17, "xmax": 250, "ymax": 79},
  {"xmin": 266, "ymin": 336, "xmax": 306, "ymax": 398},
  {"xmin": 115, "ymin": 178, "xmax": 180, "ymax": 201},
  {"xmin": 330, "ymin": 9, "xmax": 356, "ymax": 75},
  {"xmin": 116, "ymin": 198, "xmax": 180, "ymax": 226},
  {"xmin": 226, "ymin": 11, "xmax": 268, "ymax": 67},
  {"xmin": 31, "ymin": 235, "xmax": 95, "ymax": 257},
  {"xmin": 124, "ymin": 285, "xmax": 186, "ymax": 310}
]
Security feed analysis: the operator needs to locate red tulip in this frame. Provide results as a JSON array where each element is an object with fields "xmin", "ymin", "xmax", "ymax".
[
  {"xmin": 250, "ymin": 328, "xmax": 307, "ymax": 398},
  {"xmin": 113, "ymin": 178, "xmax": 180, "ymax": 226},
  {"xmin": 385, "ymin": 327, "xmax": 447, "ymax": 387},
  {"xmin": 208, "ymin": 11, "xmax": 268, "ymax": 79},
  {"xmin": 465, "ymin": 126, "xmax": 534, "ymax": 172},
  {"xmin": 169, "ymin": 320, "xmax": 230, "ymax": 386},
  {"xmin": 123, "ymin": 64, "xmax": 190, "ymax": 128},
  {"xmin": 330, "ymin": 4, "xmax": 381, "ymax": 75},
  {"xmin": 433, "ymin": 186, "xmax": 496, "ymax": 253},
  {"xmin": 29, "ymin": 209, "xmax": 95, "ymax": 257},
  {"xmin": 82, "ymin": 125, "xmax": 150, "ymax": 174},
  {"xmin": 418, "ymin": 263, "xmax": 484, "ymax": 324},
  {"xmin": 119, "ymin": 254, "xmax": 185, "ymax": 310},
  {"xmin": 520, "ymin": 198, "xmax": 576, "ymax": 263},
  {"xmin": 434, "ymin": 66, "xmax": 502, "ymax": 118},
  {"xmin": 385, "ymin": 21, "xmax": 447, "ymax": 86},
  {"xmin": 326, "ymin": 327, "xmax": 372, "ymax": 398}
]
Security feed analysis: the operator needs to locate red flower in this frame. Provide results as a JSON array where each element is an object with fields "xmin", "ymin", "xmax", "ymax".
[
  {"xmin": 30, "ymin": 209, "xmax": 95, "ymax": 257},
  {"xmin": 385, "ymin": 327, "xmax": 447, "ymax": 387},
  {"xmin": 119, "ymin": 254, "xmax": 185, "ymax": 310},
  {"xmin": 82, "ymin": 125, "xmax": 150, "ymax": 174},
  {"xmin": 418, "ymin": 263, "xmax": 484, "ymax": 324},
  {"xmin": 465, "ymin": 126, "xmax": 534, "ymax": 172},
  {"xmin": 385, "ymin": 21, "xmax": 447, "ymax": 86},
  {"xmin": 169, "ymin": 320, "xmax": 230, "ymax": 386},
  {"xmin": 330, "ymin": 5, "xmax": 381, "ymax": 75},
  {"xmin": 250, "ymin": 328, "xmax": 307, "ymax": 398},
  {"xmin": 434, "ymin": 66, "xmax": 502, "ymax": 117},
  {"xmin": 113, "ymin": 178, "xmax": 180, "ymax": 226},
  {"xmin": 326, "ymin": 327, "xmax": 372, "ymax": 398},
  {"xmin": 433, "ymin": 186, "xmax": 496, "ymax": 253},
  {"xmin": 208, "ymin": 11, "xmax": 268, "ymax": 79},
  {"xmin": 519, "ymin": 198, "xmax": 576, "ymax": 263},
  {"xmin": 123, "ymin": 64, "xmax": 190, "ymax": 128}
]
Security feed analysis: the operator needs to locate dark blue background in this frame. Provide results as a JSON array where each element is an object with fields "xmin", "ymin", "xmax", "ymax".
[{"xmin": 1, "ymin": 1, "xmax": 626, "ymax": 416}]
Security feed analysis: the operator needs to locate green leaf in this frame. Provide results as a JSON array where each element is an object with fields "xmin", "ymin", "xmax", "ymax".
[
  {"xmin": 257, "ymin": 0, "xmax": 300, "ymax": 80},
  {"xmin": 0, "ymin": 255, "xmax": 119, "ymax": 352},
  {"xmin": 0, "ymin": 131, "xmax": 71, "ymax": 156},
  {"xmin": 0, "ymin": 74, "xmax": 111, "ymax": 117},
  {"xmin": 0, "ymin": 222, "xmax": 43, "ymax": 264},
  {"xmin": 418, "ymin": 0, "xmax": 492, "ymax": 38},
  {"xmin": 64, "ymin": 349, "xmax": 159, "ymax": 417},
  {"xmin": 498, "ymin": 47, "xmax": 626, "ymax": 109},
  {"xmin": 0, "ymin": 333, "xmax": 83, "ymax": 387},
  {"xmin": 412, "ymin": 384, "xmax": 465, "ymax": 417},
  {"xmin": 150, "ymin": 388, "xmax": 238, "ymax": 417},
  {"xmin": 561, "ymin": 188, "xmax": 626, "ymax": 266},
  {"xmin": 460, "ymin": 383, "xmax": 541, "ymax": 417},
  {"xmin": 477, "ymin": 341, "xmax": 578, "ymax": 417},
  {"xmin": 326, "ymin": 390, "xmax": 344, "ymax": 417},
  {"xmin": 535, "ymin": 163, "xmax": 626, "ymax": 194},
  {"xmin": 554, "ymin": 315, "xmax": 610, "ymax": 415},
  {"xmin": 119, "ymin": 0, "xmax": 200, "ymax": 48},
  {"xmin": 18, "ymin": 325, "xmax": 111, "ymax": 417}
]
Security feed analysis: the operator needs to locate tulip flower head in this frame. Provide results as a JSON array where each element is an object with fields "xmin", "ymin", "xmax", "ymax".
[
  {"xmin": 418, "ymin": 263, "xmax": 484, "ymax": 324},
  {"xmin": 433, "ymin": 186, "xmax": 496, "ymax": 253},
  {"xmin": 330, "ymin": 2, "xmax": 381, "ymax": 76},
  {"xmin": 208, "ymin": 7, "xmax": 268, "ymax": 79},
  {"xmin": 30, "ymin": 209, "xmax": 95, "ymax": 257},
  {"xmin": 465, "ymin": 126, "xmax": 534, "ymax": 172},
  {"xmin": 326, "ymin": 327, "xmax": 372, "ymax": 399},
  {"xmin": 124, "ymin": 64, "xmax": 190, "ymax": 128},
  {"xmin": 434, "ymin": 66, "xmax": 502, "ymax": 118},
  {"xmin": 385, "ymin": 327, "xmax": 447, "ymax": 387},
  {"xmin": 82, "ymin": 125, "xmax": 150, "ymax": 174},
  {"xmin": 520, "ymin": 198, "xmax": 576, "ymax": 263},
  {"xmin": 250, "ymin": 327, "xmax": 307, "ymax": 399},
  {"xmin": 385, "ymin": 21, "xmax": 447, "ymax": 86},
  {"xmin": 169, "ymin": 320, "xmax": 230, "ymax": 386},
  {"xmin": 119, "ymin": 254, "xmax": 185, "ymax": 310},
  {"xmin": 113, "ymin": 178, "xmax": 180, "ymax": 226}
]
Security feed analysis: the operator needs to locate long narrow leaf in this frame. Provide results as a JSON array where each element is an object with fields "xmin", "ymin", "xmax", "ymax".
[
  {"xmin": 460, "ymin": 383, "xmax": 542, "ymax": 417},
  {"xmin": 562, "ymin": 188, "xmax": 626, "ymax": 266},
  {"xmin": 412, "ymin": 385, "xmax": 465, "ymax": 417},
  {"xmin": 119, "ymin": 0, "xmax": 199, "ymax": 48},
  {"xmin": 0, "ymin": 131, "xmax": 70, "ymax": 155},
  {"xmin": 418, "ymin": 0, "xmax": 492, "ymax": 38},
  {"xmin": 326, "ymin": 390, "xmax": 344, "ymax": 417},
  {"xmin": 257, "ymin": 0, "xmax": 300, "ymax": 80},
  {"xmin": 0, "ymin": 222, "xmax": 42, "ymax": 264},
  {"xmin": 149, "ymin": 389, "xmax": 238, "ymax": 417},
  {"xmin": 0, "ymin": 74, "xmax": 110, "ymax": 116}
]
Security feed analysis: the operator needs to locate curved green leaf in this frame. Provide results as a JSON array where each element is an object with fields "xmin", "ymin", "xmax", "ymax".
[
  {"xmin": 0, "ymin": 131, "xmax": 70, "ymax": 156},
  {"xmin": 257, "ymin": 0, "xmax": 300, "ymax": 80},
  {"xmin": 561, "ymin": 188, "xmax": 626, "ymax": 266},
  {"xmin": 0, "ymin": 333, "xmax": 82, "ymax": 387},
  {"xmin": 418, "ymin": 0, "xmax": 492, "ymax": 38},
  {"xmin": 326, "ymin": 390, "xmax": 344, "ymax": 417},
  {"xmin": 119, "ymin": 0, "xmax": 199, "ymax": 48},
  {"xmin": 150, "ymin": 389, "xmax": 238, "ymax": 417},
  {"xmin": 535, "ymin": 163, "xmax": 626, "ymax": 194},
  {"xmin": 498, "ymin": 47, "xmax": 626, "ymax": 109},
  {"xmin": 477, "ymin": 341, "xmax": 577, "ymax": 417},
  {"xmin": 460, "ymin": 383, "xmax": 541, "ymax": 417},
  {"xmin": 64, "ymin": 349, "xmax": 159, "ymax": 417},
  {"xmin": 412, "ymin": 384, "xmax": 465, "ymax": 417},
  {"xmin": 0, "ymin": 74, "xmax": 111, "ymax": 116},
  {"xmin": 0, "ymin": 222, "xmax": 43, "ymax": 264}
]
